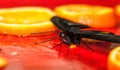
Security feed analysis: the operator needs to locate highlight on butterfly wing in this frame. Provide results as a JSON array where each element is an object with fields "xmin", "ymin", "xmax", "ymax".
[
  {"xmin": 51, "ymin": 16, "xmax": 91, "ymax": 31},
  {"xmin": 51, "ymin": 16, "xmax": 68, "ymax": 31}
]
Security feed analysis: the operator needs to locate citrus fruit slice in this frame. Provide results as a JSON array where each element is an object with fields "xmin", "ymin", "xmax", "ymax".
[
  {"xmin": 54, "ymin": 4, "xmax": 117, "ymax": 28},
  {"xmin": 108, "ymin": 46, "xmax": 120, "ymax": 70},
  {"xmin": 0, "ymin": 57, "xmax": 8, "ymax": 69},
  {"xmin": 115, "ymin": 5, "xmax": 120, "ymax": 22},
  {"xmin": 0, "ymin": 7, "xmax": 56, "ymax": 36}
]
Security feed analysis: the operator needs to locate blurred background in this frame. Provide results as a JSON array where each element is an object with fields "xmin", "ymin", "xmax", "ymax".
[{"xmin": 0, "ymin": 0, "xmax": 119, "ymax": 8}]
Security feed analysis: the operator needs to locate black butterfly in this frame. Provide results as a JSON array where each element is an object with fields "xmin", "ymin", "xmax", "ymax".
[{"xmin": 50, "ymin": 16, "xmax": 120, "ymax": 56}]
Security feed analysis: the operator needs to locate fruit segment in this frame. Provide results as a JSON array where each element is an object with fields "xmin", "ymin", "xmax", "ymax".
[
  {"xmin": 54, "ymin": 4, "xmax": 117, "ymax": 28},
  {"xmin": 0, "ymin": 57, "xmax": 8, "ymax": 70},
  {"xmin": 0, "ymin": 7, "xmax": 56, "ymax": 36},
  {"xmin": 108, "ymin": 46, "xmax": 120, "ymax": 70}
]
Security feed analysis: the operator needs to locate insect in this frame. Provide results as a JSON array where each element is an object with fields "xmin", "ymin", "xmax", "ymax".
[{"xmin": 51, "ymin": 16, "xmax": 120, "ymax": 56}]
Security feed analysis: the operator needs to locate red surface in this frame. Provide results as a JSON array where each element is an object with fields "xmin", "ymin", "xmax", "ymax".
[
  {"xmin": 0, "ymin": 0, "xmax": 120, "ymax": 70},
  {"xmin": 0, "ymin": 28, "xmax": 119, "ymax": 70},
  {"xmin": 0, "ymin": 0, "xmax": 119, "ymax": 9}
]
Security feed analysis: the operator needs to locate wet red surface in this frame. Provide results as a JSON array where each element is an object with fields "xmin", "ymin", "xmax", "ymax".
[{"xmin": 0, "ymin": 27, "xmax": 120, "ymax": 70}]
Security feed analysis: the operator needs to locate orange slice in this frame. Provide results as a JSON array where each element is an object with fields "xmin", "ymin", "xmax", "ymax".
[
  {"xmin": 0, "ymin": 57, "xmax": 8, "ymax": 69},
  {"xmin": 54, "ymin": 4, "xmax": 117, "ymax": 28},
  {"xmin": 115, "ymin": 5, "xmax": 120, "ymax": 22},
  {"xmin": 108, "ymin": 46, "xmax": 120, "ymax": 70},
  {"xmin": 0, "ymin": 7, "xmax": 56, "ymax": 36}
]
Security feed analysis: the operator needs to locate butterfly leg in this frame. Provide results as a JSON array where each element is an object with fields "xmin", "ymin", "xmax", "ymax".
[{"xmin": 81, "ymin": 40, "xmax": 95, "ymax": 51}]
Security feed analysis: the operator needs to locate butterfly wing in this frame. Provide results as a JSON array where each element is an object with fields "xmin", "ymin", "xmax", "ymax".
[{"xmin": 51, "ymin": 16, "xmax": 91, "ymax": 31}]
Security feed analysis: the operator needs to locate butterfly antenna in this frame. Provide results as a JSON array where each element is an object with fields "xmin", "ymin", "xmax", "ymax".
[
  {"xmin": 31, "ymin": 31, "xmax": 58, "ymax": 35},
  {"xmin": 81, "ymin": 40, "xmax": 95, "ymax": 51}
]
